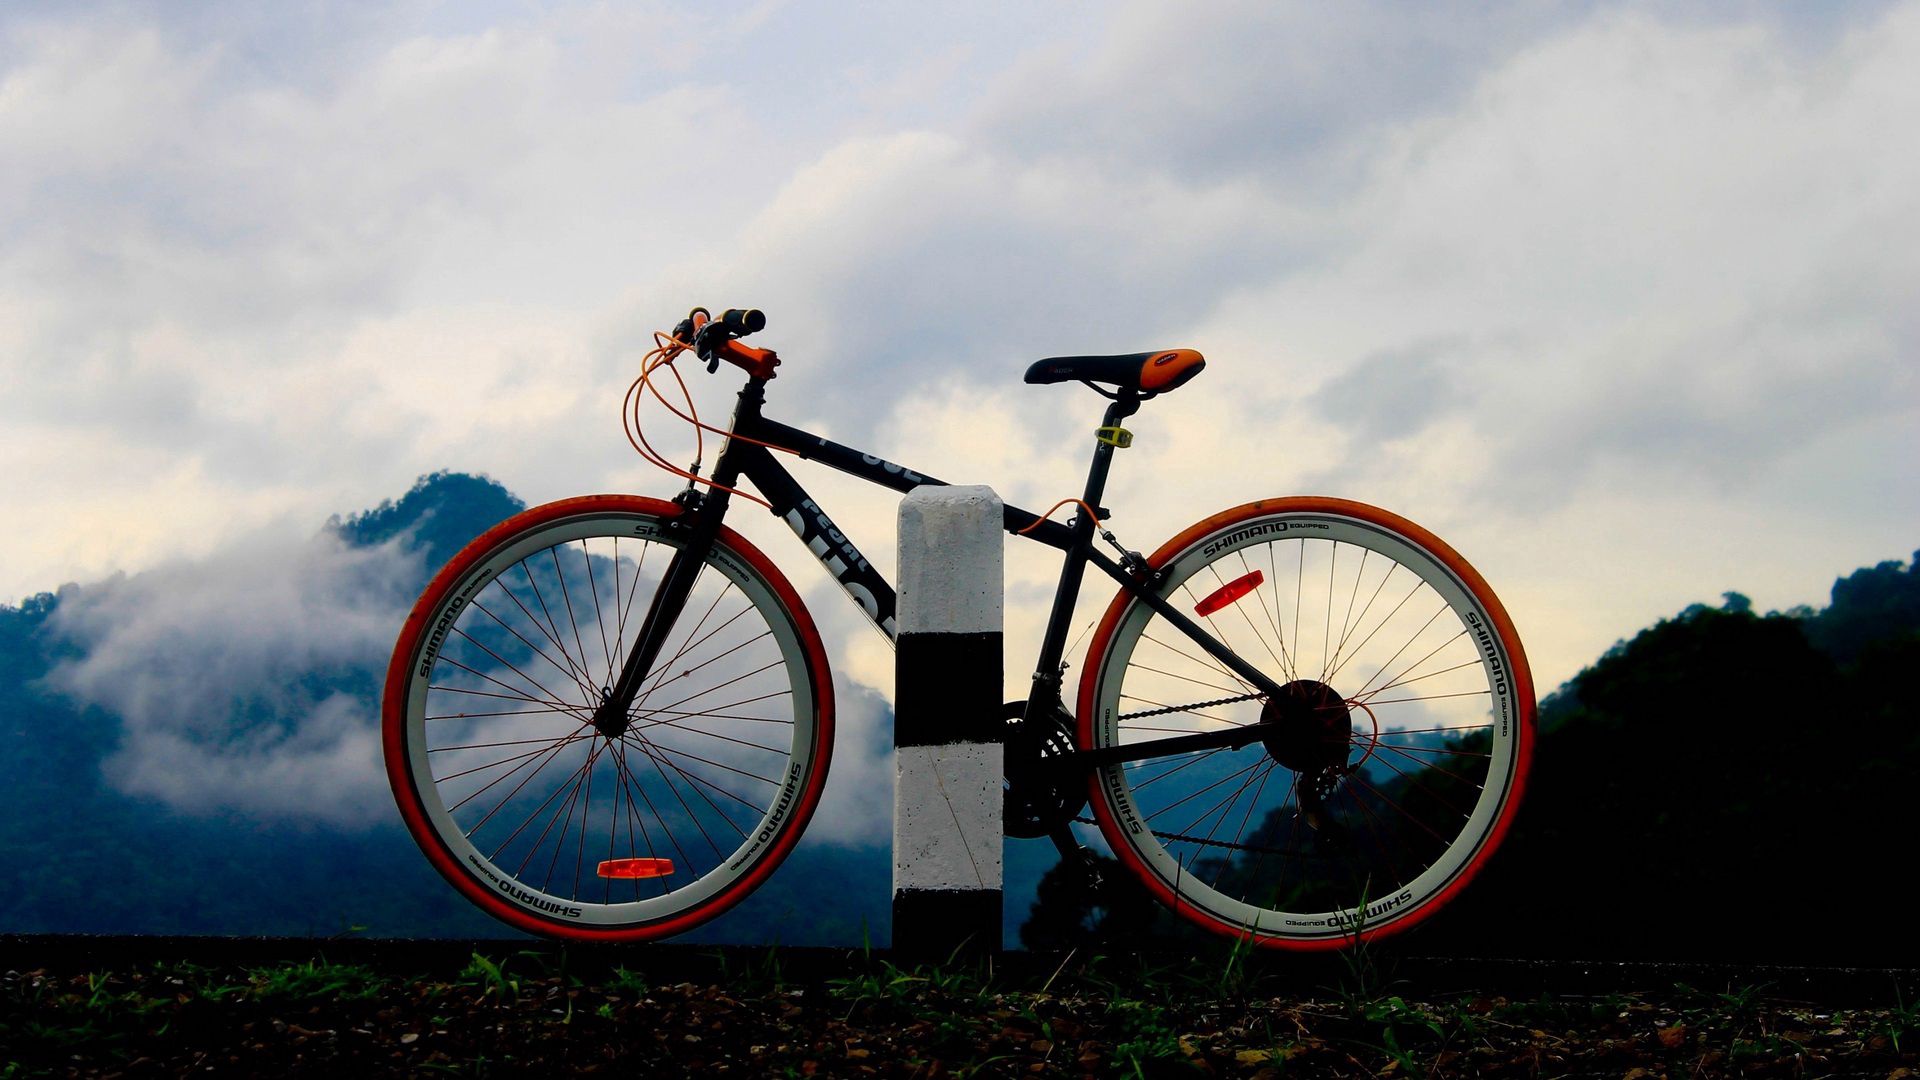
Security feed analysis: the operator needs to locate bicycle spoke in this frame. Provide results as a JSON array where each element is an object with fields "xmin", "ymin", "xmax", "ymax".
[
  {"xmin": 481, "ymin": 741, "xmax": 596, "ymax": 859},
  {"xmin": 1122, "ymin": 745, "xmax": 1228, "ymax": 791},
  {"xmin": 1369, "ymin": 739, "xmax": 1483, "ymax": 787},
  {"xmin": 1323, "ymin": 574, "xmax": 1427, "ymax": 686},
  {"xmin": 647, "ymin": 659, "xmax": 788, "ymax": 718},
  {"xmin": 1360, "ymin": 655, "xmax": 1482, "ymax": 698},
  {"xmin": 441, "ymin": 729, "xmax": 589, "ymax": 790},
  {"xmin": 434, "ymin": 656, "xmax": 593, "ymax": 721},
  {"xmin": 1366, "ymin": 747, "xmax": 1476, "ymax": 821},
  {"xmin": 626, "ymin": 735, "xmax": 760, "ymax": 852},
  {"xmin": 1340, "ymin": 773, "xmax": 1450, "ymax": 845},
  {"xmin": 1361, "ymin": 689, "xmax": 1492, "ymax": 707},
  {"xmin": 1326, "ymin": 547, "xmax": 1370, "ymax": 677},
  {"xmin": 581, "ymin": 539, "xmax": 615, "ymax": 684},
  {"xmin": 639, "ymin": 703, "xmax": 794, "ymax": 725},
  {"xmin": 1371, "ymin": 741, "xmax": 1492, "ymax": 760},
  {"xmin": 1146, "ymin": 757, "xmax": 1265, "ymax": 826},
  {"xmin": 632, "ymin": 567, "xmax": 723, "ymax": 709},
  {"xmin": 510, "ymin": 744, "xmax": 603, "ymax": 881},
  {"xmin": 635, "ymin": 735, "xmax": 782, "ymax": 789},
  {"xmin": 1217, "ymin": 762, "xmax": 1278, "ymax": 890},
  {"xmin": 1347, "ymin": 601, "xmax": 1452, "ymax": 702},
  {"xmin": 1129, "ymin": 660, "xmax": 1248, "ymax": 698},
  {"xmin": 1139, "ymin": 632, "xmax": 1255, "ymax": 693},
  {"xmin": 638, "ymin": 692, "xmax": 796, "ymax": 725},
  {"xmin": 1172, "ymin": 759, "xmax": 1272, "ymax": 842},
  {"xmin": 1209, "ymin": 557, "xmax": 1291, "ymax": 684},
  {"xmin": 469, "ymin": 596, "xmax": 600, "ymax": 702},
  {"xmin": 625, "ymin": 737, "xmax": 731, "ymax": 860},
  {"xmin": 1321, "ymin": 541, "xmax": 1337, "ymax": 682},
  {"xmin": 1179, "ymin": 582, "xmax": 1258, "ymax": 695},
  {"xmin": 516, "ymin": 562, "xmax": 597, "ymax": 693},
  {"xmin": 449, "ymin": 624, "xmax": 581, "ymax": 719},
  {"xmin": 610, "ymin": 738, "xmax": 691, "ymax": 883}
]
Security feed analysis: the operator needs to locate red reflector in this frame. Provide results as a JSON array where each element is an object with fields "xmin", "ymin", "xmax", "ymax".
[
  {"xmin": 1194, "ymin": 570, "xmax": 1264, "ymax": 617},
  {"xmin": 596, "ymin": 858, "xmax": 675, "ymax": 879}
]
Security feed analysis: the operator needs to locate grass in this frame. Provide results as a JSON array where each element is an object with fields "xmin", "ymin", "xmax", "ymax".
[{"xmin": 3, "ymin": 946, "xmax": 1916, "ymax": 1077}]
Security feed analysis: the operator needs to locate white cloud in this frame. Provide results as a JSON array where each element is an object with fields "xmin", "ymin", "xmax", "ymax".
[
  {"xmin": 44, "ymin": 527, "xmax": 420, "ymax": 825},
  {"xmin": 5, "ymin": 0, "xmax": 1917, "ymax": 790}
]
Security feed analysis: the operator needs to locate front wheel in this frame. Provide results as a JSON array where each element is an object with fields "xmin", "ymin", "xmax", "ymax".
[
  {"xmin": 1079, "ymin": 498, "xmax": 1533, "ymax": 949},
  {"xmin": 383, "ymin": 495, "xmax": 833, "ymax": 941}
]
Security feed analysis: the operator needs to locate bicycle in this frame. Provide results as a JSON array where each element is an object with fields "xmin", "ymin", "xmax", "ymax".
[{"xmin": 382, "ymin": 306, "xmax": 1535, "ymax": 949}]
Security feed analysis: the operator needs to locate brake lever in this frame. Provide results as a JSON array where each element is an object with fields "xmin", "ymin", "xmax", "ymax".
[{"xmin": 696, "ymin": 325, "xmax": 724, "ymax": 373}]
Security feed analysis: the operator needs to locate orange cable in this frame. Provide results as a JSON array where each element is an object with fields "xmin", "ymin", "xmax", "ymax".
[
  {"xmin": 621, "ymin": 331, "xmax": 801, "ymax": 509},
  {"xmin": 1015, "ymin": 498, "xmax": 1103, "ymax": 535}
]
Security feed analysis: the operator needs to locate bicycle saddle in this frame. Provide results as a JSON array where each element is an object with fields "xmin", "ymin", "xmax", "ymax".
[{"xmin": 1024, "ymin": 349, "xmax": 1206, "ymax": 395}]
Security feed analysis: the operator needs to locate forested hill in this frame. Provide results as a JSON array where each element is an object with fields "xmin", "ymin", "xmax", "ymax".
[
  {"xmin": 0, "ymin": 472, "xmax": 890, "ymax": 943},
  {"xmin": 1026, "ymin": 550, "xmax": 1920, "ymax": 962},
  {"xmin": 1411, "ymin": 557, "xmax": 1920, "ymax": 962}
]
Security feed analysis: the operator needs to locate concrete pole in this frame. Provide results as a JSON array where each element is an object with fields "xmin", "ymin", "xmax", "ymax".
[{"xmin": 892, "ymin": 485, "xmax": 1003, "ymax": 959}]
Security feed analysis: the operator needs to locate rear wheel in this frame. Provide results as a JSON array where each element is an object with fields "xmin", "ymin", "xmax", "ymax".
[
  {"xmin": 383, "ymin": 495, "xmax": 833, "ymax": 941},
  {"xmin": 1079, "ymin": 498, "xmax": 1532, "ymax": 949}
]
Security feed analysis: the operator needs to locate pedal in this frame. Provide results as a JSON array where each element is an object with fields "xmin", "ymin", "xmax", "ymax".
[{"xmin": 1046, "ymin": 826, "xmax": 1105, "ymax": 895}]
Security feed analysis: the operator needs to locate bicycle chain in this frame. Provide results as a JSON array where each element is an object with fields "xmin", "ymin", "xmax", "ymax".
[
  {"xmin": 1070, "ymin": 816, "xmax": 1315, "ymax": 856},
  {"xmin": 1091, "ymin": 691, "xmax": 1275, "ymax": 853},
  {"xmin": 1085, "ymin": 694, "xmax": 1353, "ymax": 856},
  {"xmin": 1117, "ymin": 691, "xmax": 1265, "ymax": 721}
]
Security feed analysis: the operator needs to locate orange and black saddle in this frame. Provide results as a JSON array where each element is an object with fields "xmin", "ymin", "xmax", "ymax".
[{"xmin": 1024, "ymin": 349, "xmax": 1205, "ymax": 396}]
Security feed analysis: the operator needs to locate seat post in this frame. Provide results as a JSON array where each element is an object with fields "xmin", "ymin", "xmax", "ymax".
[
  {"xmin": 1024, "ymin": 392, "xmax": 1142, "ymax": 723},
  {"xmin": 1079, "ymin": 393, "xmax": 1140, "ymax": 515}
]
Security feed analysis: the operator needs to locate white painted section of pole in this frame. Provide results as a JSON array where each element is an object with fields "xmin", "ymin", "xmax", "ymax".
[
  {"xmin": 896, "ymin": 485, "xmax": 1004, "ymax": 636},
  {"xmin": 893, "ymin": 743, "xmax": 1003, "ymax": 892}
]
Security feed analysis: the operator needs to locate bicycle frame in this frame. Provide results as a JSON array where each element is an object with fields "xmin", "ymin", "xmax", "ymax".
[{"xmin": 596, "ymin": 375, "xmax": 1290, "ymax": 770}]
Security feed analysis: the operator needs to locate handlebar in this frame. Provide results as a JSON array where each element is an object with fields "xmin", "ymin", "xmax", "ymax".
[{"xmin": 672, "ymin": 306, "xmax": 779, "ymax": 380}]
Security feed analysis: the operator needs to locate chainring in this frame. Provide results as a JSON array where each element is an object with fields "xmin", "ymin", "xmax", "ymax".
[{"xmin": 1001, "ymin": 699, "xmax": 1087, "ymax": 838}]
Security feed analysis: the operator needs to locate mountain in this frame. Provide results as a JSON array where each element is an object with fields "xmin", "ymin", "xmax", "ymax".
[
  {"xmin": 1319, "ymin": 556, "xmax": 1920, "ymax": 962},
  {"xmin": 1022, "ymin": 554, "xmax": 1920, "ymax": 963}
]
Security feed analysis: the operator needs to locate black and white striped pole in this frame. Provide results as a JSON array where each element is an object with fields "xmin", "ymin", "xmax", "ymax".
[{"xmin": 893, "ymin": 485, "xmax": 1003, "ymax": 959}]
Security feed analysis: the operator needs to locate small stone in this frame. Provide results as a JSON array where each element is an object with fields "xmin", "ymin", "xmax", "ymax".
[{"xmin": 400, "ymin": 1033, "xmax": 420, "ymax": 1045}]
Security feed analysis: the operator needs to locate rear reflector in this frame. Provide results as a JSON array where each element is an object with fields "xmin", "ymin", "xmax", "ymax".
[
  {"xmin": 1194, "ymin": 570, "xmax": 1264, "ymax": 617},
  {"xmin": 596, "ymin": 858, "xmax": 675, "ymax": 879}
]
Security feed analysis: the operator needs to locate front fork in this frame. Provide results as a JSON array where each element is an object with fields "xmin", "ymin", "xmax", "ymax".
[{"xmin": 589, "ymin": 487, "xmax": 731, "ymax": 737}]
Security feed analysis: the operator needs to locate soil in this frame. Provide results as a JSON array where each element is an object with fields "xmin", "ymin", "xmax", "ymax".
[{"xmin": 5, "ymin": 947, "xmax": 1919, "ymax": 1078}]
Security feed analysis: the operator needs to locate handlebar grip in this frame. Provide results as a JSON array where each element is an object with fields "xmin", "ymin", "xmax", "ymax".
[
  {"xmin": 719, "ymin": 308, "xmax": 766, "ymax": 336},
  {"xmin": 671, "ymin": 307, "xmax": 710, "ymax": 345}
]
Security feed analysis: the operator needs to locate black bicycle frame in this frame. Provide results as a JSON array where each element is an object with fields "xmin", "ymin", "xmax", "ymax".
[{"xmin": 594, "ymin": 375, "xmax": 1289, "ymax": 768}]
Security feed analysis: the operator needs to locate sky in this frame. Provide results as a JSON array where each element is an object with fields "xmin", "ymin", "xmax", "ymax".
[{"xmin": 5, "ymin": 1, "xmax": 1918, "ymax": 829}]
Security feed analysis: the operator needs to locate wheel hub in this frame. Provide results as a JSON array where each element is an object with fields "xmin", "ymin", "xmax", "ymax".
[
  {"xmin": 1260, "ymin": 680, "xmax": 1352, "ymax": 772},
  {"xmin": 594, "ymin": 688, "xmax": 630, "ymax": 739}
]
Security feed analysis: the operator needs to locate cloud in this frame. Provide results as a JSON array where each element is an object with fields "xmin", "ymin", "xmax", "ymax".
[
  {"xmin": 688, "ymin": 0, "xmax": 1920, "ymax": 699},
  {"xmin": 6, "ymin": 0, "xmax": 1919, "ymax": 717},
  {"xmin": 45, "ymin": 526, "xmax": 420, "ymax": 826},
  {"xmin": 0, "ymin": 3, "xmax": 773, "ymax": 599}
]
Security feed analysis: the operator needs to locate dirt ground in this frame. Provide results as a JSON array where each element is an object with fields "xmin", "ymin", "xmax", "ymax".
[{"xmin": 5, "ymin": 945, "xmax": 1919, "ymax": 1078}]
